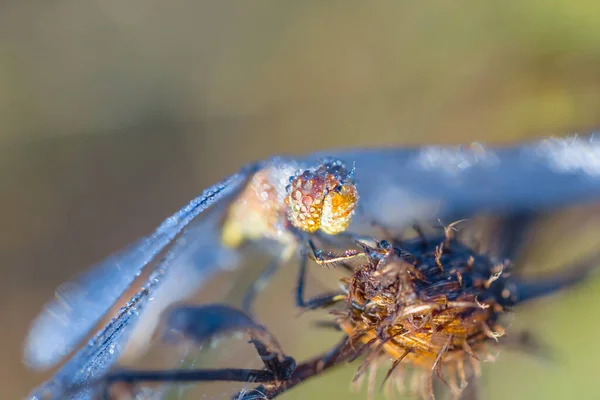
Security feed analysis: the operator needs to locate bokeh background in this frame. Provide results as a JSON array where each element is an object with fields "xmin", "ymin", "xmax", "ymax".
[{"xmin": 3, "ymin": 1, "xmax": 600, "ymax": 399}]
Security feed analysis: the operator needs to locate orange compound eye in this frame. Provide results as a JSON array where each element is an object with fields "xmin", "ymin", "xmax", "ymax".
[
  {"xmin": 285, "ymin": 172, "xmax": 327, "ymax": 233},
  {"xmin": 285, "ymin": 161, "xmax": 358, "ymax": 235},
  {"xmin": 319, "ymin": 182, "xmax": 358, "ymax": 235}
]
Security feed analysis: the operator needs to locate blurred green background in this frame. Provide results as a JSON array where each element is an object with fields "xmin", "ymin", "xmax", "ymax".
[{"xmin": 3, "ymin": 1, "xmax": 600, "ymax": 399}]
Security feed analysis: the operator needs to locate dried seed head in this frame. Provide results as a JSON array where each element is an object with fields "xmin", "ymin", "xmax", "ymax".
[{"xmin": 336, "ymin": 232, "xmax": 509, "ymax": 399}]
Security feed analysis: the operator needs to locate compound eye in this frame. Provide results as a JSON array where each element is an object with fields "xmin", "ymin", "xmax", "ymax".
[
  {"xmin": 319, "ymin": 181, "xmax": 358, "ymax": 235},
  {"xmin": 285, "ymin": 161, "xmax": 358, "ymax": 235},
  {"xmin": 285, "ymin": 174, "xmax": 326, "ymax": 233}
]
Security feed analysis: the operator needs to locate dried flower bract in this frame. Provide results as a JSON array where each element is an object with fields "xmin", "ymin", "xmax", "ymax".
[{"xmin": 334, "ymin": 232, "xmax": 508, "ymax": 399}]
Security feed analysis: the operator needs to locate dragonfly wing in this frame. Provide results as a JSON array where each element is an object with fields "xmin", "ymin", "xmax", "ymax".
[
  {"xmin": 27, "ymin": 198, "xmax": 243, "ymax": 400},
  {"xmin": 302, "ymin": 133, "xmax": 600, "ymax": 230},
  {"xmin": 27, "ymin": 288, "xmax": 151, "ymax": 400},
  {"xmin": 24, "ymin": 164, "xmax": 258, "ymax": 370},
  {"xmin": 115, "ymin": 198, "xmax": 244, "ymax": 363}
]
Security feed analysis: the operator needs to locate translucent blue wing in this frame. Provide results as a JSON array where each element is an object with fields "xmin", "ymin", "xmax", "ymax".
[
  {"xmin": 28, "ymin": 288, "xmax": 150, "ymax": 400},
  {"xmin": 24, "ymin": 164, "xmax": 258, "ymax": 371},
  {"xmin": 27, "ymin": 193, "xmax": 244, "ymax": 400},
  {"xmin": 302, "ymin": 133, "xmax": 600, "ymax": 230}
]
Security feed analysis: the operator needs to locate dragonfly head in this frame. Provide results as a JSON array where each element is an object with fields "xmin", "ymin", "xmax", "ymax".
[{"xmin": 285, "ymin": 160, "xmax": 358, "ymax": 235}]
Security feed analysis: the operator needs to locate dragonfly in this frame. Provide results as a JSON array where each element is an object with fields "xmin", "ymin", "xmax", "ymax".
[{"xmin": 24, "ymin": 132, "xmax": 600, "ymax": 400}]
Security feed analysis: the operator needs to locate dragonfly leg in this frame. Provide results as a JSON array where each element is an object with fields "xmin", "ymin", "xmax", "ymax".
[
  {"xmin": 313, "ymin": 320, "xmax": 343, "ymax": 331},
  {"xmin": 295, "ymin": 249, "xmax": 346, "ymax": 310},
  {"xmin": 495, "ymin": 247, "xmax": 600, "ymax": 307},
  {"xmin": 243, "ymin": 237, "xmax": 352, "ymax": 316},
  {"xmin": 307, "ymin": 237, "xmax": 367, "ymax": 267},
  {"xmin": 93, "ymin": 304, "xmax": 295, "ymax": 399}
]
